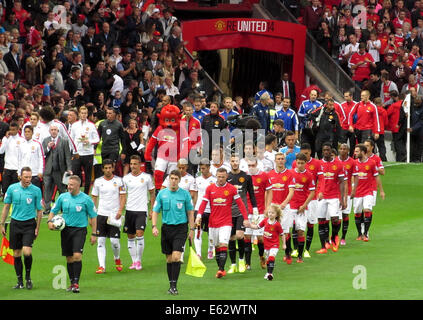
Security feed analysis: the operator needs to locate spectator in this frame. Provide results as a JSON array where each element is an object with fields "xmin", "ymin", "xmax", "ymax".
[
  {"xmin": 118, "ymin": 52, "xmax": 138, "ymax": 88},
  {"xmin": 390, "ymin": 56, "xmax": 411, "ymax": 90},
  {"xmin": 4, "ymin": 43, "xmax": 21, "ymax": 80},
  {"xmin": 316, "ymin": 21, "xmax": 333, "ymax": 55},
  {"xmin": 408, "ymin": 96, "xmax": 423, "ymax": 162},
  {"xmin": 25, "ymin": 49, "xmax": 46, "ymax": 86},
  {"xmin": 81, "ymin": 26, "xmax": 97, "ymax": 68},
  {"xmin": 401, "ymin": 74, "xmax": 423, "ymax": 95},
  {"xmin": 146, "ymin": 52, "xmax": 164, "ymax": 77},
  {"xmin": 146, "ymin": 31, "xmax": 163, "ymax": 56},
  {"xmin": 374, "ymin": 97, "xmax": 389, "ymax": 161},
  {"xmin": 95, "ymin": 22, "xmax": 117, "ymax": 54},
  {"xmin": 303, "ymin": 0, "xmax": 324, "ymax": 38},
  {"xmin": 348, "ymin": 42, "xmax": 376, "ymax": 89}
]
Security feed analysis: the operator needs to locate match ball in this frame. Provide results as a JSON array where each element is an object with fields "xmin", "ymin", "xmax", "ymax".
[{"xmin": 51, "ymin": 215, "xmax": 66, "ymax": 231}]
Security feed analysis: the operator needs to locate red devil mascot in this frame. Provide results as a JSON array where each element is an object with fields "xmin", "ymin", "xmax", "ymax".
[{"xmin": 144, "ymin": 105, "xmax": 189, "ymax": 191}]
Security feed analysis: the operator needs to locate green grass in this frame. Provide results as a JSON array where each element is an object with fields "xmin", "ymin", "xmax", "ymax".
[{"xmin": 1, "ymin": 163, "xmax": 423, "ymax": 300}]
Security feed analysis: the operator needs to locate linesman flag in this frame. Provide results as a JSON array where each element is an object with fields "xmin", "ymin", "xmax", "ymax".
[
  {"xmin": 1, "ymin": 237, "xmax": 14, "ymax": 265},
  {"xmin": 185, "ymin": 239, "xmax": 206, "ymax": 277}
]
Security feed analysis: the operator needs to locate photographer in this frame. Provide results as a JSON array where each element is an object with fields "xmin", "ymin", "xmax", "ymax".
[{"xmin": 65, "ymin": 67, "xmax": 85, "ymax": 105}]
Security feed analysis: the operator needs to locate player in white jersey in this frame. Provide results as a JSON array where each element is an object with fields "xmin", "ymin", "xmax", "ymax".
[
  {"xmin": 70, "ymin": 106, "xmax": 100, "ymax": 194},
  {"xmin": 91, "ymin": 159, "xmax": 126, "ymax": 274},
  {"xmin": 209, "ymin": 145, "xmax": 231, "ymax": 177},
  {"xmin": 239, "ymin": 141, "xmax": 265, "ymax": 173},
  {"xmin": 193, "ymin": 158, "xmax": 217, "ymax": 259},
  {"xmin": 17, "ymin": 126, "xmax": 44, "ymax": 189},
  {"xmin": 162, "ymin": 158, "xmax": 196, "ymax": 262},
  {"xmin": 122, "ymin": 155, "xmax": 155, "ymax": 270},
  {"xmin": 22, "ymin": 112, "xmax": 44, "ymax": 142}
]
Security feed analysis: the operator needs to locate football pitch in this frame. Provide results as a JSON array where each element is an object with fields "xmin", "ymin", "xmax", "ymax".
[{"xmin": 1, "ymin": 163, "xmax": 422, "ymax": 300}]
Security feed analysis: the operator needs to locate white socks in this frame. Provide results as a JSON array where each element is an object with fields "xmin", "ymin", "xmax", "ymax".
[
  {"xmin": 110, "ymin": 238, "xmax": 121, "ymax": 260},
  {"xmin": 97, "ymin": 237, "xmax": 106, "ymax": 268},
  {"xmin": 136, "ymin": 236, "xmax": 144, "ymax": 263},
  {"xmin": 128, "ymin": 238, "xmax": 137, "ymax": 263},
  {"xmin": 194, "ymin": 228, "xmax": 203, "ymax": 256}
]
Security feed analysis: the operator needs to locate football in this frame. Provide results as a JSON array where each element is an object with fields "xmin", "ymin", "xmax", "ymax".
[{"xmin": 50, "ymin": 215, "xmax": 66, "ymax": 231}]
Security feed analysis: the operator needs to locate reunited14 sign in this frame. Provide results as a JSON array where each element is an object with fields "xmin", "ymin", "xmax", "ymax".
[{"xmin": 214, "ymin": 19, "xmax": 275, "ymax": 33}]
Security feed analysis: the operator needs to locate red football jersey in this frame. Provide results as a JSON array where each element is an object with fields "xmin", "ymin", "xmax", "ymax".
[
  {"xmin": 258, "ymin": 218, "xmax": 283, "ymax": 250},
  {"xmin": 267, "ymin": 168, "xmax": 292, "ymax": 205},
  {"xmin": 293, "ymin": 158, "xmax": 320, "ymax": 200},
  {"xmin": 319, "ymin": 158, "xmax": 345, "ymax": 199},
  {"xmin": 339, "ymin": 101, "xmax": 357, "ymax": 130},
  {"xmin": 247, "ymin": 171, "xmax": 271, "ymax": 214},
  {"xmin": 368, "ymin": 153, "xmax": 384, "ymax": 191},
  {"xmin": 288, "ymin": 169, "xmax": 315, "ymax": 210},
  {"xmin": 202, "ymin": 183, "xmax": 247, "ymax": 228},
  {"xmin": 353, "ymin": 158, "xmax": 378, "ymax": 197},
  {"xmin": 338, "ymin": 156, "xmax": 355, "ymax": 195},
  {"xmin": 348, "ymin": 100, "xmax": 380, "ymax": 134}
]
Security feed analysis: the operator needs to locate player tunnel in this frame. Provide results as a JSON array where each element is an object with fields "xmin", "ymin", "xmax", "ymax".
[{"xmin": 182, "ymin": 18, "xmax": 306, "ymax": 104}]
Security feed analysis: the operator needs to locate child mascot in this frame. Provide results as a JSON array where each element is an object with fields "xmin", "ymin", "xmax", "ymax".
[{"xmin": 144, "ymin": 104, "xmax": 189, "ymax": 191}]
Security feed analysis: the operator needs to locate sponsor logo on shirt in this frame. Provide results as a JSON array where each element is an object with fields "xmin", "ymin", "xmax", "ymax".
[
  {"xmin": 26, "ymin": 198, "xmax": 32, "ymax": 204},
  {"xmin": 76, "ymin": 206, "xmax": 82, "ymax": 212},
  {"xmin": 213, "ymin": 198, "xmax": 226, "ymax": 204}
]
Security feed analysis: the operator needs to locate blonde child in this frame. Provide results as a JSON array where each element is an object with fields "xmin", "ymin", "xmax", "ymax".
[{"xmin": 250, "ymin": 204, "xmax": 286, "ymax": 281}]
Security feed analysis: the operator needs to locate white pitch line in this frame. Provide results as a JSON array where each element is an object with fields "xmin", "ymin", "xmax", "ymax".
[{"xmin": 384, "ymin": 163, "xmax": 421, "ymax": 167}]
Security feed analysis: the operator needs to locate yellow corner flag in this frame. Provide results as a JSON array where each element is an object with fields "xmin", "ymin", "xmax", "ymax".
[
  {"xmin": 1, "ymin": 237, "xmax": 14, "ymax": 265},
  {"xmin": 185, "ymin": 240, "xmax": 206, "ymax": 278}
]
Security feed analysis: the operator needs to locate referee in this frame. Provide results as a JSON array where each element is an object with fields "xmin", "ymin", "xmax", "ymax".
[
  {"xmin": 0, "ymin": 167, "xmax": 43, "ymax": 290},
  {"xmin": 152, "ymin": 170, "xmax": 195, "ymax": 296},
  {"xmin": 47, "ymin": 175, "xmax": 97, "ymax": 293}
]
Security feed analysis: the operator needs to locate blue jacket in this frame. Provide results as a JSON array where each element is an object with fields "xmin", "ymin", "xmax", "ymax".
[
  {"xmin": 276, "ymin": 108, "xmax": 299, "ymax": 132},
  {"xmin": 298, "ymin": 99, "xmax": 323, "ymax": 129},
  {"xmin": 250, "ymin": 103, "xmax": 270, "ymax": 133},
  {"xmin": 193, "ymin": 109, "xmax": 209, "ymax": 123}
]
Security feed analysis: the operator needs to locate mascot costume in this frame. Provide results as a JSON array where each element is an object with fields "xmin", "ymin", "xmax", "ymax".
[{"xmin": 144, "ymin": 105, "xmax": 188, "ymax": 191}]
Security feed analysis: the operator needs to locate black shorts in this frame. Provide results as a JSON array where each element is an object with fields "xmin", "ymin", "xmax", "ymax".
[
  {"xmin": 161, "ymin": 223, "xmax": 188, "ymax": 255},
  {"xmin": 9, "ymin": 219, "xmax": 37, "ymax": 250},
  {"xmin": 201, "ymin": 212, "xmax": 210, "ymax": 232},
  {"xmin": 61, "ymin": 226, "xmax": 87, "ymax": 257},
  {"xmin": 124, "ymin": 210, "xmax": 147, "ymax": 234},
  {"xmin": 231, "ymin": 216, "xmax": 245, "ymax": 236},
  {"xmin": 97, "ymin": 215, "xmax": 121, "ymax": 238}
]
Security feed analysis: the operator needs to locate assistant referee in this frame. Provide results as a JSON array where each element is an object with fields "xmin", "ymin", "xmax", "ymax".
[
  {"xmin": 0, "ymin": 167, "xmax": 43, "ymax": 290},
  {"xmin": 152, "ymin": 169, "xmax": 195, "ymax": 296},
  {"xmin": 48, "ymin": 175, "xmax": 97, "ymax": 293}
]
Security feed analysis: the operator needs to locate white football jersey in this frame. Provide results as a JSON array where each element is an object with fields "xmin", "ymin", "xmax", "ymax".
[
  {"xmin": 239, "ymin": 158, "xmax": 265, "ymax": 173},
  {"xmin": 162, "ymin": 173, "xmax": 196, "ymax": 192},
  {"xmin": 123, "ymin": 172, "xmax": 155, "ymax": 212},
  {"xmin": 194, "ymin": 174, "xmax": 217, "ymax": 212},
  {"xmin": 92, "ymin": 176, "xmax": 126, "ymax": 217},
  {"xmin": 210, "ymin": 162, "xmax": 231, "ymax": 177}
]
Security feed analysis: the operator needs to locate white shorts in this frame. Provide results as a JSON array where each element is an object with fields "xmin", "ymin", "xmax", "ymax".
[
  {"xmin": 286, "ymin": 207, "xmax": 307, "ymax": 231},
  {"xmin": 245, "ymin": 214, "xmax": 265, "ymax": 236},
  {"xmin": 306, "ymin": 200, "xmax": 318, "ymax": 224},
  {"xmin": 341, "ymin": 196, "xmax": 352, "ymax": 215},
  {"xmin": 208, "ymin": 226, "xmax": 232, "ymax": 246},
  {"xmin": 372, "ymin": 190, "xmax": 377, "ymax": 207},
  {"xmin": 317, "ymin": 198, "xmax": 341, "ymax": 219},
  {"xmin": 154, "ymin": 157, "xmax": 177, "ymax": 174},
  {"xmin": 264, "ymin": 248, "xmax": 279, "ymax": 259},
  {"xmin": 353, "ymin": 195, "xmax": 374, "ymax": 213}
]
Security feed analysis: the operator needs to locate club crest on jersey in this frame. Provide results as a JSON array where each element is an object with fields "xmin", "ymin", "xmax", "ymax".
[
  {"xmin": 332, "ymin": 165, "xmax": 337, "ymax": 170},
  {"xmin": 141, "ymin": 178, "xmax": 144, "ymax": 183},
  {"xmin": 301, "ymin": 177, "xmax": 307, "ymax": 183},
  {"xmin": 185, "ymin": 179, "xmax": 188, "ymax": 184},
  {"xmin": 76, "ymin": 206, "xmax": 82, "ymax": 212},
  {"xmin": 256, "ymin": 178, "xmax": 262, "ymax": 183},
  {"xmin": 31, "ymin": 146, "xmax": 35, "ymax": 151},
  {"xmin": 365, "ymin": 165, "xmax": 370, "ymax": 170},
  {"xmin": 346, "ymin": 165, "xmax": 351, "ymax": 169},
  {"xmin": 26, "ymin": 198, "xmax": 32, "ymax": 204},
  {"xmin": 309, "ymin": 165, "xmax": 315, "ymax": 170},
  {"xmin": 224, "ymin": 190, "xmax": 229, "ymax": 196},
  {"xmin": 282, "ymin": 176, "xmax": 288, "ymax": 181},
  {"xmin": 239, "ymin": 177, "xmax": 245, "ymax": 183},
  {"xmin": 214, "ymin": 121, "xmax": 219, "ymax": 125}
]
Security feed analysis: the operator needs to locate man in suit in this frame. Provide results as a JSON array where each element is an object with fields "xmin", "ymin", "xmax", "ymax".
[
  {"xmin": 277, "ymin": 73, "xmax": 296, "ymax": 108},
  {"xmin": 42, "ymin": 124, "xmax": 72, "ymax": 214},
  {"xmin": 3, "ymin": 44, "xmax": 21, "ymax": 80},
  {"xmin": 81, "ymin": 26, "xmax": 97, "ymax": 68},
  {"xmin": 145, "ymin": 52, "xmax": 163, "ymax": 77},
  {"xmin": 94, "ymin": 22, "xmax": 117, "ymax": 55}
]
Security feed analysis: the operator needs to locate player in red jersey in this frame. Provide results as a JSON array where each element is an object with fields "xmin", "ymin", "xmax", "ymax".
[
  {"xmin": 351, "ymin": 144, "xmax": 385, "ymax": 242},
  {"xmin": 337, "ymin": 144, "xmax": 356, "ymax": 245},
  {"xmin": 196, "ymin": 168, "xmax": 249, "ymax": 278},
  {"xmin": 316, "ymin": 143, "xmax": 346, "ymax": 254},
  {"xmin": 249, "ymin": 204, "xmax": 285, "ymax": 281},
  {"xmin": 281, "ymin": 153, "xmax": 315, "ymax": 263},
  {"xmin": 245, "ymin": 158, "xmax": 272, "ymax": 269},
  {"xmin": 292, "ymin": 143, "xmax": 320, "ymax": 258}
]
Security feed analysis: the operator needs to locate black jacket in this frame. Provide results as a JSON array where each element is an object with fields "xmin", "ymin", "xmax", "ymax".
[
  {"xmin": 98, "ymin": 119, "xmax": 126, "ymax": 155},
  {"xmin": 311, "ymin": 106, "xmax": 341, "ymax": 140}
]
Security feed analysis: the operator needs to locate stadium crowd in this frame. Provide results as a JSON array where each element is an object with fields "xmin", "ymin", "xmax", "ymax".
[{"xmin": 0, "ymin": 0, "xmax": 410, "ymax": 295}]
